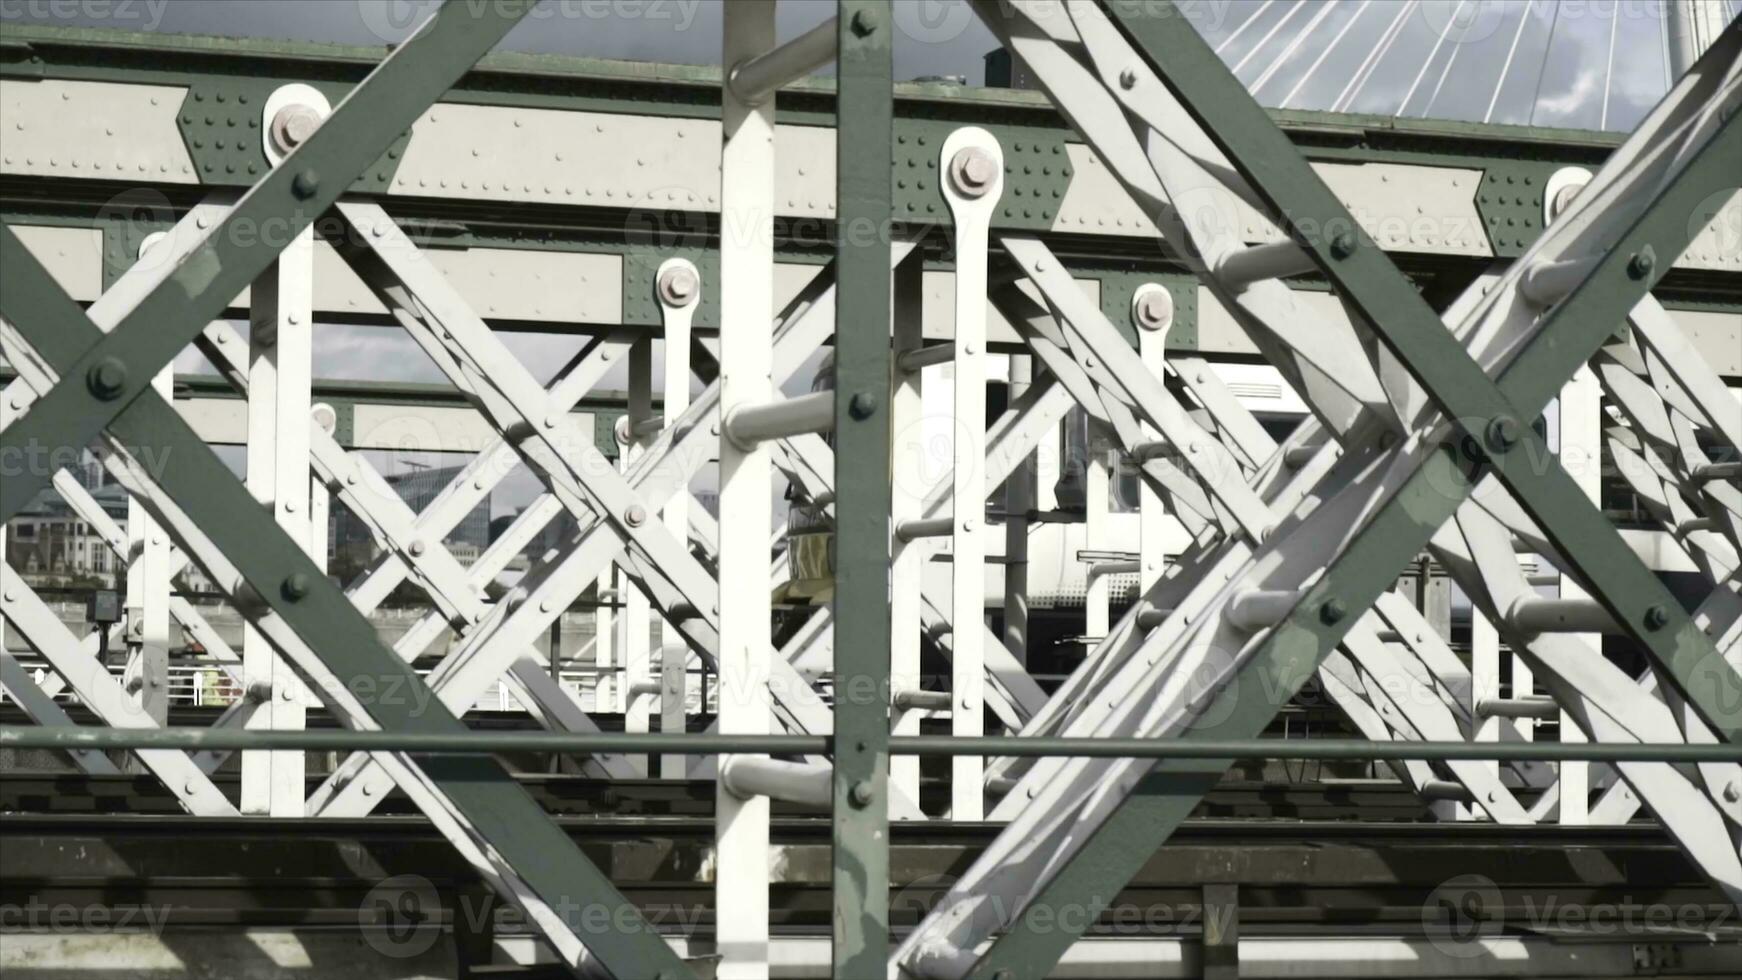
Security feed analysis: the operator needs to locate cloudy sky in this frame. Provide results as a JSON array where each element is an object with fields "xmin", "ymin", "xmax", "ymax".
[{"xmin": 9, "ymin": 1, "xmax": 1736, "ymax": 129}]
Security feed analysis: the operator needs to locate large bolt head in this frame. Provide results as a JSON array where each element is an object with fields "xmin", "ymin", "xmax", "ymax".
[
  {"xmin": 657, "ymin": 265, "xmax": 699, "ymax": 307},
  {"xmin": 1133, "ymin": 287, "xmax": 1173, "ymax": 332},
  {"xmin": 949, "ymin": 147, "xmax": 997, "ymax": 198},
  {"xmin": 270, "ymin": 104, "xmax": 323, "ymax": 155}
]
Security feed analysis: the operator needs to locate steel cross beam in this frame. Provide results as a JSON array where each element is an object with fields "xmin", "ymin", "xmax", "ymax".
[
  {"xmin": 830, "ymin": 4, "xmax": 894, "ymax": 970},
  {"xmin": 890, "ymin": 5, "xmax": 1742, "ymax": 978},
  {"xmin": 1101, "ymin": 3, "xmax": 1742, "ymax": 738},
  {"xmin": 984, "ymin": 262, "xmax": 1538, "ymax": 819},
  {"xmin": 0, "ymin": 227, "xmax": 695, "ymax": 978},
  {"xmin": 0, "ymin": 0, "xmax": 535, "ymax": 524}
]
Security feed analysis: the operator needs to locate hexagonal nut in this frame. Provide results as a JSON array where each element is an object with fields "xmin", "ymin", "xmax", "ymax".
[
  {"xmin": 949, "ymin": 147, "xmax": 998, "ymax": 198},
  {"xmin": 270, "ymin": 104, "xmax": 324, "ymax": 155},
  {"xmin": 1132, "ymin": 286, "xmax": 1174, "ymax": 332},
  {"xmin": 658, "ymin": 264, "xmax": 700, "ymax": 307}
]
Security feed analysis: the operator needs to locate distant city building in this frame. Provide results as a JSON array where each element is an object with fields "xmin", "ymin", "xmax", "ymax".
[{"xmin": 5, "ymin": 471, "xmax": 126, "ymax": 584}]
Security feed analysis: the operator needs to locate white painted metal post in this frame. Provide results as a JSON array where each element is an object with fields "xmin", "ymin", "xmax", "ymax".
[
  {"xmin": 622, "ymin": 338, "xmax": 654, "ymax": 776},
  {"xmin": 1085, "ymin": 442, "xmax": 1110, "ymax": 641},
  {"xmin": 656, "ymin": 258, "xmax": 698, "ymax": 780},
  {"xmin": 239, "ymin": 225, "xmax": 314, "ymax": 817},
  {"xmin": 1003, "ymin": 355, "xmax": 1034, "ymax": 668},
  {"xmin": 125, "ymin": 366, "xmax": 173, "ymax": 735},
  {"xmin": 1557, "ymin": 365, "xmax": 1603, "ymax": 824},
  {"xmin": 1133, "ymin": 284, "xmax": 1173, "ymax": 596},
  {"xmin": 891, "ymin": 251, "xmax": 926, "ymax": 813},
  {"xmin": 717, "ymin": 2, "xmax": 776, "ymax": 972},
  {"xmin": 941, "ymin": 128, "xmax": 1002, "ymax": 821},
  {"xmin": 594, "ymin": 568, "xmax": 614, "ymax": 713}
]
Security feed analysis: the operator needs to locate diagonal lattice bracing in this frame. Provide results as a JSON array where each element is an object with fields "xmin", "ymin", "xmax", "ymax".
[
  {"xmin": 0, "ymin": 1, "xmax": 706, "ymax": 969},
  {"xmin": 893, "ymin": 4, "xmax": 1742, "ymax": 977}
]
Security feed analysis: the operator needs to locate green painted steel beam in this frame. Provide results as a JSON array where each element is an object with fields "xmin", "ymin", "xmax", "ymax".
[
  {"xmin": 1101, "ymin": 3, "xmax": 1742, "ymax": 741},
  {"xmin": 831, "ymin": 3, "xmax": 895, "ymax": 974},
  {"xmin": 7, "ymin": 727, "xmax": 1741, "ymax": 763},
  {"xmin": 0, "ymin": 0, "xmax": 535, "ymax": 524},
  {"xmin": 960, "ymin": 8, "xmax": 1742, "ymax": 979},
  {"xmin": 0, "ymin": 233, "xmax": 694, "ymax": 979}
]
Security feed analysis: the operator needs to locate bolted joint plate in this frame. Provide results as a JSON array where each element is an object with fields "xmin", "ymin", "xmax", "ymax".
[
  {"xmin": 892, "ymin": 119, "xmax": 1070, "ymax": 231},
  {"xmin": 176, "ymin": 80, "xmax": 409, "ymax": 188}
]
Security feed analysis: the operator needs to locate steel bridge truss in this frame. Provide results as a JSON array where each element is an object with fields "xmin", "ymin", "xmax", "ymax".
[{"xmin": 0, "ymin": 1, "xmax": 1739, "ymax": 978}]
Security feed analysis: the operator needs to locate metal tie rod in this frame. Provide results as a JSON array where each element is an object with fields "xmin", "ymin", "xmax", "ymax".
[
  {"xmin": 1693, "ymin": 462, "xmax": 1741, "ymax": 481},
  {"xmin": 893, "ymin": 689, "xmax": 953, "ymax": 711},
  {"xmin": 1519, "ymin": 256, "xmax": 1601, "ymax": 307},
  {"xmin": 1505, "ymin": 596, "xmax": 1623, "ymax": 634},
  {"xmin": 720, "ymin": 756, "xmax": 832, "ymax": 807},
  {"xmin": 727, "ymin": 16, "xmax": 838, "ymax": 106},
  {"xmin": 1227, "ymin": 588, "xmax": 1311, "ymax": 633},
  {"xmin": 1212, "ymin": 240, "xmax": 1318, "ymax": 290},
  {"xmin": 1478, "ymin": 696, "xmax": 1562, "ymax": 720},
  {"xmin": 896, "ymin": 516, "xmax": 956, "ymax": 542},
  {"xmin": 898, "ymin": 343, "xmax": 956, "ymax": 373},
  {"xmin": 722, "ymin": 389, "xmax": 835, "ymax": 449}
]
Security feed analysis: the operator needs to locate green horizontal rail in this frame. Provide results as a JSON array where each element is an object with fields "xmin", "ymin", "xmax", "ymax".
[{"xmin": 6, "ymin": 727, "xmax": 1741, "ymax": 763}]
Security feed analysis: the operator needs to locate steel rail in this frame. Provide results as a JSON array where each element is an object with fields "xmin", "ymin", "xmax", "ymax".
[{"xmin": 9, "ymin": 727, "xmax": 1742, "ymax": 764}]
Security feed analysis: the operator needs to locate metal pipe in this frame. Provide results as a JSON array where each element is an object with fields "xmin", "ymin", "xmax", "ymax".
[
  {"xmin": 1135, "ymin": 605, "xmax": 1176, "ymax": 629},
  {"xmin": 1212, "ymin": 240, "xmax": 1316, "ymax": 290},
  {"xmin": 723, "ymin": 390, "xmax": 835, "ymax": 449},
  {"xmin": 1227, "ymin": 588, "xmax": 1303, "ymax": 632},
  {"xmin": 726, "ymin": 16, "xmax": 838, "ymax": 106},
  {"xmin": 1694, "ymin": 461, "xmax": 1741, "ymax": 481},
  {"xmin": 1419, "ymin": 779, "xmax": 1473, "ymax": 802},
  {"xmin": 897, "ymin": 343, "xmax": 955, "ymax": 373},
  {"xmin": 1676, "ymin": 517, "xmax": 1719, "ymax": 536},
  {"xmin": 1506, "ymin": 596, "xmax": 1620, "ymax": 634},
  {"xmin": 721, "ymin": 755, "xmax": 832, "ymax": 807},
  {"xmin": 1519, "ymin": 256, "xmax": 1597, "ymax": 307},
  {"xmin": 896, "ymin": 516, "xmax": 955, "ymax": 542},
  {"xmin": 1128, "ymin": 440, "xmax": 1177, "ymax": 463},
  {"xmin": 14, "ymin": 728, "xmax": 1738, "ymax": 763},
  {"xmin": 1478, "ymin": 696, "xmax": 1560, "ymax": 720},
  {"xmin": 893, "ymin": 689, "xmax": 953, "ymax": 711}
]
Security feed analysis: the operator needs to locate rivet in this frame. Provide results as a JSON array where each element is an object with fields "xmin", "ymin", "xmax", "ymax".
[
  {"xmin": 1484, "ymin": 415, "xmax": 1520, "ymax": 453},
  {"xmin": 1118, "ymin": 66, "xmax": 1139, "ymax": 89},
  {"xmin": 281, "ymin": 573, "xmax": 311, "ymax": 601},
  {"xmin": 86, "ymin": 358, "xmax": 128, "ymax": 401},
  {"xmin": 1627, "ymin": 247, "xmax": 1656, "ymax": 280},
  {"xmin": 1319, "ymin": 598, "xmax": 1347, "ymax": 625},
  {"xmin": 1643, "ymin": 604, "xmax": 1671, "ymax": 631},
  {"xmin": 850, "ymin": 779, "xmax": 875, "ymax": 806},
  {"xmin": 291, "ymin": 169, "xmax": 320, "ymax": 199},
  {"xmin": 624, "ymin": 504, "xmax": 647, "ymax": 527},
  {"xmin": 1329, "ymin": 231, "xmax": 1357, "ymax": 259},
  {"xmin": 849, "ymin": 391, "xmax": 879, "ymax": 420}
]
